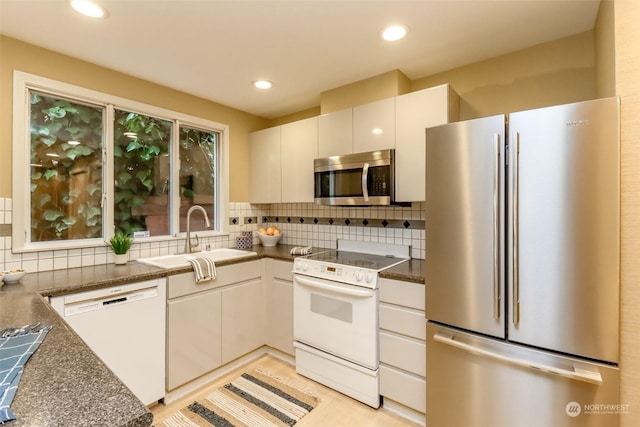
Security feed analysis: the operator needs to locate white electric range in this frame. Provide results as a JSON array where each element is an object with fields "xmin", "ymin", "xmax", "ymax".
[{"xmin": 292, "ymin": 240, "xmax": 410, "ymax": 408}]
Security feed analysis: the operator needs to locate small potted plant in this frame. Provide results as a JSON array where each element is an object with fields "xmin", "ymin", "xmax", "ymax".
[{"xmin": 108, "ymin": 231, "xmax": 133, "ymax": 265}]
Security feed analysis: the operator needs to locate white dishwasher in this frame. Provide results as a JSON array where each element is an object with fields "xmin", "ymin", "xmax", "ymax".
[{"xmin": 50, "ymin": 278, "xmax": 166, "ymax": 406}]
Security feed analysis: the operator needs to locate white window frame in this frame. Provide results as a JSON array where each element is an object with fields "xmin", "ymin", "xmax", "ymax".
[{"xmin": 12, "ymin": 71, "xmax": 229, "ymax": 253}]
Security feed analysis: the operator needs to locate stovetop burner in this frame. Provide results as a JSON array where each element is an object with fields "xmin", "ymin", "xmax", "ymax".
[
  {"xmin": 293, "ymin": 240, "xmax": 410, "ymax": 288},
  {"xmin": 303, "ymin": 249, "xmax": 408, "ymax": 272}
]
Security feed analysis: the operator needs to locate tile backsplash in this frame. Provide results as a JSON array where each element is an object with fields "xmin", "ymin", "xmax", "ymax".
[{"xmin": 0, "ymin": 198, "xmax": 425, "ymax": 273}]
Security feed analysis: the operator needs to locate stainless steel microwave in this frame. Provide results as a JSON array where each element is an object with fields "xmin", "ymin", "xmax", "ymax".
[{"xmin": 314, "ymin": 149, "xmax": 395, "ymax": 206}]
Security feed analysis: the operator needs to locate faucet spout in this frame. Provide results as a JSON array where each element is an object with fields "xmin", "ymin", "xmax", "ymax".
[{"xmin": 185, "ymin": 205, "xmax": 211, "ymax": 253}]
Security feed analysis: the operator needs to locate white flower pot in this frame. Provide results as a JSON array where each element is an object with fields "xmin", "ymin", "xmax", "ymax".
[{"xmin": 114, "ymin": 253, "xmax": 128, "ymax": 265}]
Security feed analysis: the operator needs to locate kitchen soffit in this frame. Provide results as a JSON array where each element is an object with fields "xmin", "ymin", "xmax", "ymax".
[{"xmin": 0, "ymin": 0, "xmax": 600, "ymax": 119}]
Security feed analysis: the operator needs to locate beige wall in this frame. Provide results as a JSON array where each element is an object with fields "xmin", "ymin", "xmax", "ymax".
[
  {"xmin": 1, "ymin": 32, "xmax": 599, "ymax": 201},
  {"xmin": 320, "ymin": 69, "xmax": 411, "ymax": 114},
  {"xmin": 0, "ymin": 36, "xmax": 269, "ymax": 201},
  {"xmin": 596, "ymin": 0, "xmax": 616, "ymax": 98},
  {"xmin": 412, "ymin": 31, "xmax": 596, "ymax": 120},
  {"xmin": 270, "ymin": 31, "xmax": 597, "ymax": 125},
  {"xmin": 268, "ymin": 106, "xmax": 321, "ymax": 127},
  {"xmin": 615, "ymin": 0, "xmax": 640, "ymax": 425}
]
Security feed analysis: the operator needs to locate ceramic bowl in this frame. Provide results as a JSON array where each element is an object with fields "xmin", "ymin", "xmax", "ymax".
[
  {"xmin": 2, "ymin": 269, "xmax": 26, "ymax": 284},
  {"xmin": 256, "ymin": 231, "xmax": 283, "ymax": 247}
]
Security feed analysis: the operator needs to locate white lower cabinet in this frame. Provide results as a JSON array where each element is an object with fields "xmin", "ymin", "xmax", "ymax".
[
  {"xmin": 379, "ymin": 278, "xmax": 426, "ymax": 418},
  {"xmin": 265, "ymin": 259, "xmax": 294, "ymax": 355},
  {"xmin": 166, "ymin": 260, "xmax": 263, "ymax": 390},
  {"xmin": 167, "ymin": 287, "xmax": 222, "ymax": 391},
  {"xmin": 221, "ymin": 278, "xmax": 265, "ymax": 364}
]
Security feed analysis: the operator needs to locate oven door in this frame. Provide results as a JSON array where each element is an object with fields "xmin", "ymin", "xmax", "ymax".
[{"xmin": 293, "ymin": 273, "xmax": 378, "ymax": 369}]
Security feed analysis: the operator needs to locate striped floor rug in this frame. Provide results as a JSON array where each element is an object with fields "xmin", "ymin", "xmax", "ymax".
[{"xmin": 155, "ymin": 368, "xmax": 318, "ymax": 427}]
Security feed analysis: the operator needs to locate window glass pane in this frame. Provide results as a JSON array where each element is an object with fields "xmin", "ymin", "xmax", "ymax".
[
  {"xmin": 114, "ymin": 110, "xmax": 172, "ymax": 236},
  {"xmin": 29, "ymin": 92, "xmax": 104, "ymax": 242},
  {"xmin": 179, "ymin": 126, "xmax": 217, "ymax": 232}
]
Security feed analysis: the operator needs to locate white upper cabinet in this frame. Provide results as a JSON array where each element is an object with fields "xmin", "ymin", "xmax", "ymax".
[
  {"xmin": 395, "ymin": 84, "xmax": 459, "ymax": 202},
  {"xmin": 249, "ymin": 84, "xmax": 457, "ymax": 204},
  {"xmin": 280, "ymin": 117, "xmax": 318, "ymax": 203},
  {"xmin": 249, "ymin": 126, "xmax": 281, "ymax": 203},
  {"xmin": 318, "ymin": 108, "xmax": 353, "ymax": 157},
  {"xmin": 353, "ymin": 97, "xmax": 395, "ymax": 153}
]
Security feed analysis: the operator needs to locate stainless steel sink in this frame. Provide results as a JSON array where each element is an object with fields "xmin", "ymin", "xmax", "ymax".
[{"xmin": 137, "ymin": 248, "xmax": 257, "ymax": 269}]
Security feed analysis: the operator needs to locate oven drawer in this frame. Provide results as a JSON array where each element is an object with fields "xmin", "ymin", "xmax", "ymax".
[
  {"xmin": 380, "ymin": 364, "xmax": 426, "ymax": 413},
  {"xmin": 293, "ymin": 273, "xmax": 378, "ymax": 369},
  {"xmin": 295, "ymin": 341, "xmax": 380, "ymax": 408},
  {"xmin": 379, "ymin": 278, "xmax": 425, "ymax": 311},
  {"xmin": 379, "ymin": 303, "xmax": 426, "ymax": 340},
  {"xmin": 380, "ymin": 331, "xmax": 426, "ymax": 377}
]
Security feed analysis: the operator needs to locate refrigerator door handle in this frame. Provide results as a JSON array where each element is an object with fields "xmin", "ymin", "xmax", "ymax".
[
  {"xmin": 493, "ymin": 133, "xmax": 501, "ymax": 320},
  {"xmin": 512, "ymin": 132, "xmax": 520, "ymax": 325},
  {"xmin": 433, "ymin": 331, "xmax": 603, "ymax": 385}
]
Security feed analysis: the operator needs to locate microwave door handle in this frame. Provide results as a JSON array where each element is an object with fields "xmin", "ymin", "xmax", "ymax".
[{"xmin": 362, "ymin": 162, "xmax": 370, "ymax": 202}]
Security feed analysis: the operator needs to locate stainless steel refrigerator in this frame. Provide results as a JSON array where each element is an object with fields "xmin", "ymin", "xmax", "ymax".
[{"xmin": 425, "ymin": 98, "xmax": 621, "ymax": 427}]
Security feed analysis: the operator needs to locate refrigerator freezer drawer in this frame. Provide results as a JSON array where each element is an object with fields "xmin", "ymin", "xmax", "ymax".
[
  {"xmin": 380, "ymin": 331, "xmax": 426, "ymax": 376},
  {"xmin": 380, "ymin": 364, "xmax": 426, "ymax": 414},
  {"xmin": 426, "ymin": 323, "xmax": 621, "ymax": 427}
]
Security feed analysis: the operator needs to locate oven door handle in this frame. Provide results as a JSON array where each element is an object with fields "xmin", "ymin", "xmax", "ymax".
[{"xmin": 294, "ymin": 275, "xmax": 375, "ymax": 298}]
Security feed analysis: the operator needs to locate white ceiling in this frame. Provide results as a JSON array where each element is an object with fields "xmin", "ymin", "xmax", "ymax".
[{"xmin": 0, "ymin": 0, "xmax": 601, "ymax": 119}]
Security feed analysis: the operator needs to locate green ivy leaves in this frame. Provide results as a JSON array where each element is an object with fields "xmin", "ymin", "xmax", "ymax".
[
  {"xmin": 30, "ymin": 92, "xmax": 103, "ymax": 242},
  {"xmin": 28, "ymin": 91, "xmax": 218, "ymax": 242}
]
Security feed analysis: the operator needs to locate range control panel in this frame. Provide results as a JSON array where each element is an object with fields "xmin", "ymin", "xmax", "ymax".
[{"xmin": 293, "ymin": 258, "xmax": 377, "ymax": 288}]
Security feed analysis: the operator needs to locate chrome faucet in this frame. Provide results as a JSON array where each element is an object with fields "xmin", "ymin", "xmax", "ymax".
[{"xmin": 184, "ymin": 205, "xmax": 211, "ymax": 253}]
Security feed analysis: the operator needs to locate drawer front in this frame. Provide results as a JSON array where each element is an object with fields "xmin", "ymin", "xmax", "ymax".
[
  {"xmin": 271, "ymin": 259, "xmax": 293, "ymax": 281},
  {"xmin": 380, "ymin": 331, "xmax": 426, "ymax": 376},
  {"xmin": 379, "ymin": 278, "xmax": 425, "ymax": 310},
  {"xmin": 379, "ymin": 303, "xmax": 426, "ymax": 340},
  {"xmin": 168, "ymin": 260, "xmax": 262, "ymax": 299},
  {"xmin": 380, "ymin": 365, "xmax": 426, "ymax": 413}
]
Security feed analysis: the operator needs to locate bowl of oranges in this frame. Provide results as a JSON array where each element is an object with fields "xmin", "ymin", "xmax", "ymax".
[{"xmin": 256, "ymin": 225, "xmax": 282, "ymax": 247}]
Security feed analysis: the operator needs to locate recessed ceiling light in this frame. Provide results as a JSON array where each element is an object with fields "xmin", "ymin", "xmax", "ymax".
[
  {"xmin": 381, "ymin": 25, "xmax": 409, "ymax": 42},
  {"xmin": 69, "ymin": 0, "xmax": 109, "ymax": 19},
  {"xmin": 252, "ymin": 80, "xmax": 274, "ymax": 90}
]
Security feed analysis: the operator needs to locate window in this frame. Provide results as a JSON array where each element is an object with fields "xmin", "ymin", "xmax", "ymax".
[
  {"xmin": 113, "ymin": 109, "xmax": 172, "ymax": 236},
  {"xmin": 29, "ymin": 92, "xmax": 104, "ymax": 242},
  {"xmin": 12, "ymin": 71, "xmax": 229, "ymax": 252},
  {"xmin": 179, "ymin": 126, "xmax": 218, "ymax": 233}
]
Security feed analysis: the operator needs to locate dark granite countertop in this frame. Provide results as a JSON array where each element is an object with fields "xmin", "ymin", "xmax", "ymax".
[
  {"xmin": 380, "ymin": 258, "xmax": 425, "ymax": 284},
  {"xmin": 0, "ymin": 243, "xmax": 422, "ymax": 426},
  {"xmin": 0, "ymin": 292, "xmax": 153, "ymax": 427}
]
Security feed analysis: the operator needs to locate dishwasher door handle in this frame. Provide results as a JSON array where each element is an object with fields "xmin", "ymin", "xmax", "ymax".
[{"xmin": 63, "ymin": 286, "xmax": 159, "ymax": 316}]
